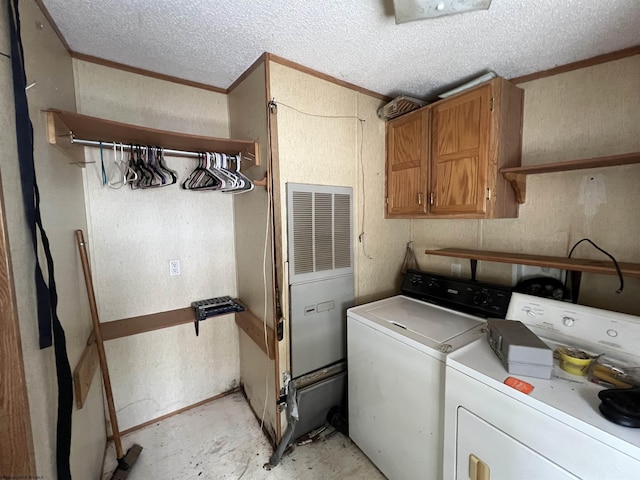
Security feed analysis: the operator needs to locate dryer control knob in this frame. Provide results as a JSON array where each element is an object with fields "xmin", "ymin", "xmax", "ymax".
[{"xmin": 562, "ymin": 316, "xmax": 575, "ymax": 327}]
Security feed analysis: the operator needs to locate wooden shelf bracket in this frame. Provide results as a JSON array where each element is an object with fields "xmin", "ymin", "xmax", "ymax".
[{"xmin": 500, "ymin": 151, "xmax": 640, "ymax": 204}]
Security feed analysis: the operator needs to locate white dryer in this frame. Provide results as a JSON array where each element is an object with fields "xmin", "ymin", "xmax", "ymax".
[{"xmin": 443, "ymin": 293, "xmax": 640, "ymax": 480}]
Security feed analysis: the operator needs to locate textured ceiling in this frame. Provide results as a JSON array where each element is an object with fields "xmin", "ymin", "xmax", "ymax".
[{"xmin": 41, "ymin": 0, "xmax": 640, "ymax": 98}]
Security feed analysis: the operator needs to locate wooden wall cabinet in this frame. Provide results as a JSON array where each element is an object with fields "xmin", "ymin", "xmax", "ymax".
[{"xmin": 385, "ymin": 77, "xmax": 524, "ymax": 219}]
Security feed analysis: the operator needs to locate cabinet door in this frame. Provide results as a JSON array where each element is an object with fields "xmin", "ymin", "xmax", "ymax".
[
  {"xmin": 386, "ymin": 109, "xmax": 429, "ymax": 216},
  {"xmin": 431, "ymin": 85, "xmax": 491, "ymax": 215}
]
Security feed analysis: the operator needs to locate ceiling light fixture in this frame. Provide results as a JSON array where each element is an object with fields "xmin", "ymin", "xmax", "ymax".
[{"xmin": 393, "ymin": 0, "xmax": 492, "ymax": 24}]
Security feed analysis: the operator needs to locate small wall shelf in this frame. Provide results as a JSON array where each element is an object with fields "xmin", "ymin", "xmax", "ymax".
[
  {"xmin": 425, "ymin": 248, "xmax": 640, "ymax": 277},
  {"xmin": 45, "ymin": 108, "xmax": 259, "ymax": 167},
  {"xmin": 500, "ymin": 151, "xmax": 640, "ymax": 204},
  {"xmin": 424, "ymin": 247, "xmax": 640, "ymax": 302}
]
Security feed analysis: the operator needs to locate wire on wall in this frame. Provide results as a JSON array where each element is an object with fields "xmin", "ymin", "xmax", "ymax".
[
  {"xmin": 259, "ymin": 167, "xmax": 272, "ymax": 433},
  {"xmin": 272, "ymin": 99, "xmax": 373, "ymax": 260},
  {"xmin": 0, "ymin": 52, "xmax": 10, "ymax": 59},
  {"xmin": 567, "ymin": 238, "xmax": 624, "ymax": 294}
]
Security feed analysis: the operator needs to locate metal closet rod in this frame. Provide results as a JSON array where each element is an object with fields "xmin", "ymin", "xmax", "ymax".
[{"xmin": 69, "ymin": 136, "xmax": 242, "ymax": 160}]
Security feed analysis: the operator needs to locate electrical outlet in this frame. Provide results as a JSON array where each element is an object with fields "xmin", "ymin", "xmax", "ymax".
[
  {"xmin": 512, "ymin": 264, "xmax": 561, "ymax": 284},
  {"xmin": 169, "ymin": 260, "xmax": 181, "ymax": 276},
  {"xmin": 451, "ymin": 263, "xmax": 461, "ymax": 277}
]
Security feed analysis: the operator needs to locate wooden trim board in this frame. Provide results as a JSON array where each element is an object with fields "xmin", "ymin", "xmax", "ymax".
[
  {"xmin": 98, "ymin": 302, "xmax": 261, "ymax": 341},
  {"xmin": 510, "ymin": 45, "xmax": 640, "ymax": 84},
  {"xmin": 71, "ymin": 52, "xmax": 227, "ymax": 94},
  {"xmin": 100, "ymin": 307, "xmax": 196, "ymax": 341},
  {"xmin": 34, "ymin": 0, "xmax": 72, "ymax": 52},
  {"xmin": 0, "ymin": 176, "xmax": 36, "ymax": 475},
  {"xmin": 109, "ymin": 388, "xmax": 241, "ymax": 439},
  {"xmin": 264, "ymin": 58, "xmax": 284, "ymax": 442},
  {"xmin": 227, "ymin": 53, "xmax": 269, "ymax": 93},
  {"xmin": 266, "ymin": 53, "xmax": 392, "ymax": 102},
  {"xmin": 235, "ymin": 309, "xmax": 276, "ymax": 360},
  {"xmin": 73, "ymin": 341, "xmax": 99, "ymax": 409}
]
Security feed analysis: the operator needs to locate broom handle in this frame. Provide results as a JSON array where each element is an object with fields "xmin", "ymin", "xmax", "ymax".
[{"xmin": 75, "ymin": 230, "xmax": 124, "ymax": 459}]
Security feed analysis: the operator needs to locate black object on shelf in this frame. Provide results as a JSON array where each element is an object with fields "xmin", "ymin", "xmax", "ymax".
[{"xmin": 191, "ymin": 296, "xmax": 245, "ymax": 336}]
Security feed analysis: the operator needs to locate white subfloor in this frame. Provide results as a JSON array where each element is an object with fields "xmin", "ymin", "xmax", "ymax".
[{"xmin": 101, "ymin": 392, "xmax": 385, "ymax": 479}]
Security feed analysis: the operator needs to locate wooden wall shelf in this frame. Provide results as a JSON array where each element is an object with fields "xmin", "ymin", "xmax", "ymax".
[
  {"xmin": 424, "ymin": 248, "xmax": 640, "ymax": 278},
  {"xmin": 74, "ymin": 303, "xmax": 272, "ymax": 405},
  {"xmin": 45, "ymin": 108, "xmax": 259, "ymax": 167},
  {"xmin": 500, "ymin": 152, "xmax": 640, "ymax": 204},
  {"xmin": 425, "ymin": 247, "xmax": 639, "ymax": 303},
  {"xmin": 97, "ymin": 301, "xmax": 255, "ymax": 341}
]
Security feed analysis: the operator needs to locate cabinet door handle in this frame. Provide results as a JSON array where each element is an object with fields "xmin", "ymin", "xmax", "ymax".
[
  {"xmin": 469, "ymin": 454, "xmax": 490, "ymax": 480},
  {"xmin": 418, "ymin": 193, "xmax": 422, "ymax": 205},
  {"xmin": 430, "ymin": 192, "xmax": 434, "ymax": 205}
]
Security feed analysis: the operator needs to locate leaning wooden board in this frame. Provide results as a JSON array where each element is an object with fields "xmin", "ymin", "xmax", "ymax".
[{"xmin": 73, "ymin": 337, "xmax": 99, "ymax": 409}]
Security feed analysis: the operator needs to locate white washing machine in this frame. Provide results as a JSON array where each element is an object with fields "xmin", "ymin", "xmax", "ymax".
[
  {"xmin": 348, "ymin": 270, "xmax": 512, "ymax": 480},
  {"xmin": 443, "ymin": 293, "xmax": 640, "ymax": 480}
]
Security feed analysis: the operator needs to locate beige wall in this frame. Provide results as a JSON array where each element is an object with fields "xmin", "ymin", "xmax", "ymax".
[
  {"xmin": 229, "ymin": 61, "xmax": 279, "ymax": 441},
  {"xmin": 0, "ymin": 1, "xmax": 105, "ymax": 478},
  {"xmin": 268, "ymin": 61, "xmax": 412, "ymax": 437},
  {"xmin": 73, "ymin": 60, "xmax": 241, "ymax": 431},
  {"xmin": 269, "ymin": 62, "xmax": 411, "ymax": 306},
  {"xmin": 414, "ymin": 55, "xmax": 640, "ymax": 314}
]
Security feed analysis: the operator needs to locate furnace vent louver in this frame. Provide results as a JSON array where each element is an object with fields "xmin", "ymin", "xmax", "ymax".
[{"xmin": 288, "ymin": 184, "xmax": 353, "ymax": 284}]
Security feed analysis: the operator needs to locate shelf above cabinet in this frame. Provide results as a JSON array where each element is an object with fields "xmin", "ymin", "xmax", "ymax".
[
  {"xmin": 45, "ymin": 109, "xmax": 259, "ymax": 167},
  {"xmin": 500, "ymin": 152, "xmax": 640, "ymax": 204}
]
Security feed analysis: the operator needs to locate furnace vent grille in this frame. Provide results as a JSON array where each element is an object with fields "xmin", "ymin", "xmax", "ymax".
[{"xmin": 288, "ymin": 184, "xmax": 353, "ymax": 284}]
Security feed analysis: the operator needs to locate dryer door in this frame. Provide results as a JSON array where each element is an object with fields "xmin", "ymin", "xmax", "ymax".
[{"xmin": 456, "ymin": 407, "xmax": 577, "ymax": 479}]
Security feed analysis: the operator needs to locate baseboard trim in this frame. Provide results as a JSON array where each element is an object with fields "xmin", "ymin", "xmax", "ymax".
[{"xmin": 107, "ymin": 387, "xmax": 241, "ymax": 440}]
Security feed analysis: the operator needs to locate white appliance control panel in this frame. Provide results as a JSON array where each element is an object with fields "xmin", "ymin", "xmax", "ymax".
[{"xmin": 506, "ymin": 293, "xmax": 640, "ymax": 363}]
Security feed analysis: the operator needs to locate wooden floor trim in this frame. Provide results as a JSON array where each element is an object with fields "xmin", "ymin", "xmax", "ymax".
[
  {"xmin": 109, "ymin": 388, "xmax": 241, "ymax": 439},
  {"xmin": 511, "ymin": 45, "xmax": 640, "ymax": 84}
]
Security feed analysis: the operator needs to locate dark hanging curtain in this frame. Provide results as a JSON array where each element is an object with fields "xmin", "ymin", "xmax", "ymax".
[{"xmin": 7, "ymin": 0, "xmax": 73, "ymax": 478}]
